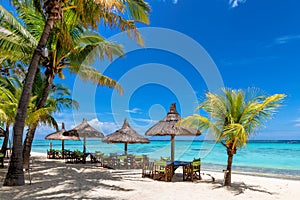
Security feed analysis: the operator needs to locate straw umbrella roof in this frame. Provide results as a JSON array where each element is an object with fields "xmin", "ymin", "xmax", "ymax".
[
  {"xmin": 145, "ymin": 103, "xmax": 200, "ymax": 162},
  {"xmin": 63, "ymin": 119, "xmax": 104, "ymax": 162},
  {"xmin": 145, "ymin": 103, "xmax": 200, "ymax": 137},
  {"xmin": 65, "ymin": 118, "xmax": 104, "ymax": 138},
  {"xmin": 45, "ymin": 123, "xmax": 80, "ymax": 158},
  {"xmin": 45, "ymin": 123, "xmax": 79, "ymax": 141},
  {"xmin": 102, "ymin": 119, "xmax": 149, "ymax": 144},
  {"xmin": 102, "ymin": 119, "xmax": 149, "ymax": 154}
]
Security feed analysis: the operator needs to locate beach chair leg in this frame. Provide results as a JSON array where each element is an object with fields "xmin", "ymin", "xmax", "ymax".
[{"xmin": 27, "ymin": 169, "xmax": 32, "ymax": 185}]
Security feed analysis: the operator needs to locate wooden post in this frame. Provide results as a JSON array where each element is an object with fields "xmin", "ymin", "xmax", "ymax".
[
  {"xmin": 62, "ymin": 140, "xmax": 64, "ymax": 159},
  {"xmin": 83, "ymin": 135, "xmax": 86, "ymax": 163},
  {"xmin": 124, "ymin": 143, "xmax": 128, "ymax": 155},
  {"xmin": 171, "ymin": 135, "xmax": 175, "ymax": 162}
]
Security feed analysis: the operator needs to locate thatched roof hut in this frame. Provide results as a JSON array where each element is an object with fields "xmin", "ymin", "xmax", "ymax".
[
  {"xmin": 145, "ymin": 103, "xmax": 200, "ymax": 162},
  {"xmin": 45, "ymin": 123, "xmax": 80, "ymax": 158},
  {"xmin": 102, "ymin": 119, "xmax": 149, "ymax": 155},
  {"xmin": 65, "ymin": 118, "xmax": 104, "ymax": 138},
  {"xmin": 64, "ymin": 118, "xmax": 104, "ymax": 156}
]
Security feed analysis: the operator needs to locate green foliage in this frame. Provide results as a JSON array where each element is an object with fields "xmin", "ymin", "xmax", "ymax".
[
  {"xmin": 180, "ymin": 88, "xmax": 286, "ymax": 150},
  {"xmin": 0, "ymin": 73, "xmax": 78, "ymax": 130},
  {"xmin": 1, "ymin": 0, "xmax": 127, "ymax": 93}
]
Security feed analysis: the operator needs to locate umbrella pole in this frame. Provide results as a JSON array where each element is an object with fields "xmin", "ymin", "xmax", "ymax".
[
  {"xmin": 124, "ymin": 143, "xmax": 128, "ymax": 155},
  {"xmin": 83, "ymin": 135, "xmax": 86, "ymax": 163},
  {"xmin": 171, "ymin": 135, "xmax": 175, "ymax": 162},
  {"xmin": 62, "ymin": 140, "xmax": 65, "ymax": 159}
]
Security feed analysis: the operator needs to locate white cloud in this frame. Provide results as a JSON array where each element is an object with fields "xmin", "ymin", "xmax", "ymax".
[
  {"xmin": 87, "ymin": 118, "xmax": 120, "ymax": 135},
  {"xmin": 160, "ymin": 0, "xmax": 178, "ymax": 4},
  {"xmin": 294, "ymin": 118, "xmax": 300, "ymax": 127},
  {"xmin": 132, "ymin": 118, "xmax": 158, "ymax": 123},
  {"xmin": 274, "ymin": 35, "xmax": 300, "ymax": 45},
  {"xmin": 124, "ymin": 108, "xmax": 141, "ymax": 114},
  {"xmin": 229, "ymin": 0, "xmax": 247, "ymax": 8}
]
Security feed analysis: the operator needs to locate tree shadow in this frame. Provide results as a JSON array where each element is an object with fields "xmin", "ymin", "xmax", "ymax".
[
  {"xmin": 212, "ymin": 180, "xmax": 275, "ymax": 196},
  {"xmin": 0, "ymin": 158, "xmax": 134, "ymax": 200}
]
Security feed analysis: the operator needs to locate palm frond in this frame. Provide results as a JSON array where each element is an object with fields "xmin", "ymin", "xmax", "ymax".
[
  {"xmin": 243, "ymin": 94, "xmax": 286, "ymax": 131},
  {"xmin": 124, "ymin": 0, "xmax": 150, "ymax": 24},
  {"xmin": 69, "ymin": 40, "xmax": 123, "ymax": 66},
  {"xmin": 222, "ymin": 123, "xmax": 247, "ymax": 148},
  {"xmin": 0, "ymin": 5, "xmax": 37, "ymax": 46},
  {"xmin": 37, "ymin": 115, "xmax": 59, "ymax": 131},
  {"xmin": 179, "ymin": 114, "xmax": 210, "ymax": 131},
  {"xmin": 26, "ymin": 107, "xmax": 56, "ymax": 125},
  {"xmin": 68, "ymin": 64, "xmax": 123, "ymax": 94}
]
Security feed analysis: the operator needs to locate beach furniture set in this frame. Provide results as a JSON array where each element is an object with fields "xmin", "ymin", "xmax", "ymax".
[
  {"xmin": 47, "ymin": 148, "xmax": 151, "ymax": 169},
  {"xmin": 146, "ymin": 157, "xmax": 202, "ymax": 182},
  {"xmin": 90, "ymin": 152, "xmax": 150, "ymax": 169}
]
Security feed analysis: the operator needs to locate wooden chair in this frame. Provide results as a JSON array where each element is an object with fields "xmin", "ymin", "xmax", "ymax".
[
  {"xmin": 128, "ymin": 154, "xmax": 136, "ymax": 169},
  {"xmin": 183, "ymin": 159, "xmax": 201, "ymax": 181},
  {"xmin": 160, "ymin": 156, "xmax": 171, "ymax": 161},
  {"xmin": 153, "ymin": 161, "xmax": 172, "ymax": 182},
  {"xmin": 47, "ymin": 149, "xmax": 55, "ymax": 159},
  {"xmin": 142, "ymin": 161, "xmax": 154, "ymax": 178},
  {"xmin": 117, "ymin": 155, "xmax": 128, "ymax": 169},
  {"xmin": 102, "ymin": 154, "xmax": 117, "ymax": 169},
  {"xmin": 134, "ymin": 155, "xmax": 144, "ymax": 169},
  {"xmin": 73, "ymin": 150, "xmax": 84, "ymax": 163},
  {"xmin": 64, "ymin": 150, "xmax": 75, "ymax": 163},
  {"xmin": 91, "ymin": 152, "xmax": 104, "ymax": 164}
]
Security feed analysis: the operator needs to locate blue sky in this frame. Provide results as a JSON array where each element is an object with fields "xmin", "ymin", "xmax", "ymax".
[{"xmin": 3, "ymin": 0, "xmax": 300, "ymax": 140}]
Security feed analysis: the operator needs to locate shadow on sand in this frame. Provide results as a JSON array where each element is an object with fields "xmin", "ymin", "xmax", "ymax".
[
  {"xmin": 212, "ymin": 179, "xmax": 275, "ymax": 196},
  {"xmin": 0, "ymin": 157, "xmax": 132, "ymax": 200}
]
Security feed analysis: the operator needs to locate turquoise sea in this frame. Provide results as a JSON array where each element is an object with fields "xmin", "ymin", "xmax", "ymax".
[{"xmin": 27, "ymin": 139, "xmax": 300, "ymax": 179}]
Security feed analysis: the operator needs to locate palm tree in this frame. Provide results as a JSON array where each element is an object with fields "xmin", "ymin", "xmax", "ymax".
[
  {"xmin": 0, "ymin": 75, "xmax": 53, "ymax": 158},
  {"xmin": 2, "ymin": 0, "xmax": 150, "ymax": 186},
  {"xmin": 179, "ymin": 88, "xmax": 286, "ymax": 186},
  {"xmin": 0, "ymin": 76, "xmax": 22, "ymax": 156},
  {"xmin": 1, "ymin": 2, "xmax": 123, "ymax": 169},
  {"xmin": 22, "ymin": 69, "xmax": 79, "ymax": 169}
]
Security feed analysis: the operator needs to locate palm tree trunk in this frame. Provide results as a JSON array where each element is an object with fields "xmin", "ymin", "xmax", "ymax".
[
  {"xmin": 224, "ymin": 148, "xmax": 234, "ymax": 186},
  {"xmin": 22, "ymin": 125, "xmax": 37, "ymax": 169},
  {"xmin": 0, "ymin": 127, "xmax": 9, "ymax": 156},
  {"xmin": 23, "ymin": 70, "xmax": 54, "ymax": 169},
  {"xmin": 3, "ymin": 13, "xmax": 55, "ymax": 186}
]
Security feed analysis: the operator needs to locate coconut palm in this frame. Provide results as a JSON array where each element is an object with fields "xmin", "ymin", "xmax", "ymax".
[
  {"xmin": 179, "ymin": 88, "xmax": 286, "ymax": 186},
  {"xmin": 0, "ymin": 75, "xmax": 56, "ymax": 157},
  {"xmin": 2, "ymin": 0, "xmax": 150, "ymax": 186},
  {"xmin": 23, "ymin": 70, "xmax": 79, "ymax": 169},
  {"xmin": 1, "ymin": 2, "xmax": 122, "ymax": 169},
  {"xmin": 0, "ymin": 76, "xmax": 21, "ymax": 156}
]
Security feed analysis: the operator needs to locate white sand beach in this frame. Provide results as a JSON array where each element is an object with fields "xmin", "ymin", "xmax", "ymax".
[{"xmin": 0, "ymin": 152, "xmax": 299, "ymax": 200}]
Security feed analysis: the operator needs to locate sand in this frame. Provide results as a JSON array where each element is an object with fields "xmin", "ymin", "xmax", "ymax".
[{"xmin": 0, "ymin": 152, "xmax": 299, "ymax": 200}]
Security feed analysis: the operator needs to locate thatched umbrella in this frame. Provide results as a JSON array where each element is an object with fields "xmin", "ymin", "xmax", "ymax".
[
  {"xmin": 145, "ymin": 103, "xmax": 201, "ymax": 162},
  {"xmin": 64, "ymin": 118, "xmax": 104, "ymax": 157},
  {"xmin": 45, "ymin": 122, "xmax": 80, "ymax": 158},
  {"xmin": 102, "ymin": 119, "xmax": 150, "ymax": 155}
]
